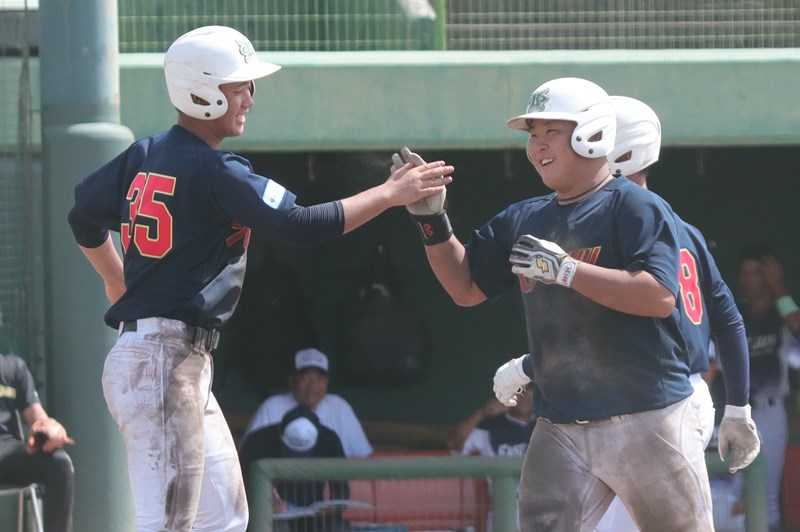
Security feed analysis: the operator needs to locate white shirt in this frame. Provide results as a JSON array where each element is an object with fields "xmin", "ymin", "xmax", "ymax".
[{"xmin": 243, "ymin": 393, "xmax": 373, "ymax": 457}]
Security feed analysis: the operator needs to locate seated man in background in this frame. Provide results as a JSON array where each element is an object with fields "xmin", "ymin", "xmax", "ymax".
[
  {"xmin": 447, "ymin": 383, "xmax": 535, "ymax": 457},
  {"xmin": 0, "ymin": 351, "xmax": 75, "ymax": 532},
  {"xmin": 240, "ymin": 404, "xmax": 351, "ymax": 532},
  {"xmin": 447, "ymin": 384, "xmax": 535, "ymax": 532},
  {"xmin": 242, "ymin": 348, "xmax": 372, "ymax": 457}
]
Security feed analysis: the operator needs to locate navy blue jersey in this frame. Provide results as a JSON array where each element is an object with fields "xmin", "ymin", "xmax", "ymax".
[
  {"xmin": 678, "ymin": 218, "xmax": 746, "ymax": 373},
  {"xmin": 69, "ymin": 125, "xmax": 345, "ymax": 329},
  {"xmin": 466, "ymin": 177, "xmax": 692, "ymax": 423},
  {"xmin": 673, "ymin": 218, "xmax": 749, "ymax": 406}
]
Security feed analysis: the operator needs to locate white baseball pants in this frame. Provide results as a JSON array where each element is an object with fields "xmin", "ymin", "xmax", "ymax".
[{"xmin": 102, "ymin": 317, "xmax": 248, "ymax": 532}]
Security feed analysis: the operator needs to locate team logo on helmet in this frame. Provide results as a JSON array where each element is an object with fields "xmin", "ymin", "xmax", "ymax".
[
  {"xmin": 526, "ymin": 88, "xmax": 550, "ymax": 113},
  {"xmin": 237, "ymin": 39, "xmax": 256, "ymax": 63}
]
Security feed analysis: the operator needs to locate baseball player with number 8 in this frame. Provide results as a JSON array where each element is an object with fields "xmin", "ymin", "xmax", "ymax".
[
  {"xmin": 67, "ymin": 26, "xmax": 452, "ymax": 531},
  {"xmin": 596, "ymin": 95, "xmax": 759, "ymax": 531},
  {"xmin": 398, "ymin": 77, "xmax": 715, "ymax": 530}
]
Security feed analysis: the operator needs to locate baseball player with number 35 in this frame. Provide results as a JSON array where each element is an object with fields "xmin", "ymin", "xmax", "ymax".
[
  {"xmin": 396, "ymin": 77, "xmax": 715, "ymax": 531},
  {"xmin": 67, "ymin": 26, "xmax": 452, "ymax": 532}
]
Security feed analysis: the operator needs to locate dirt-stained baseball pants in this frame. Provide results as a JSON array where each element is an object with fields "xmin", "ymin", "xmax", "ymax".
[
  {"xmin": 519, "ymin": 393, "xmax": 713, "ymax": 532},
  {"xmin": 102, "ymin": 317, "xmax": 247, "ymax": 532}
]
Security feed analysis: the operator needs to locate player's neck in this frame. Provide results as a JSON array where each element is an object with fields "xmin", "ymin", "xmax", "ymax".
[
  {"xmin": 177, "ymin": 115, "xmax": 224, "ymax": 149},
  {"xmin": 557, "ymin": 172, "xmax": 614, "ymax": 205}
]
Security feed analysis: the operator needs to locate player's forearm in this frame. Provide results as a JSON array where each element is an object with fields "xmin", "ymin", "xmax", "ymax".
[
  {"xmin": 79, "ymin": 237, "xmax": 125, "ymax": 302},
  {"xmin": 339, "ymin": 186, "xmax": 393, "ymax": 235},
  {"xmin": 425, "ymin": 239, "xmax": 487, "ymax": 307},
  {"xmin": 714, "ymin": 315, "xmax": 750, "ymax": 406},
  {"xmin": 571, "ymin": 264, "xmax": 675, "ymax": 317}
]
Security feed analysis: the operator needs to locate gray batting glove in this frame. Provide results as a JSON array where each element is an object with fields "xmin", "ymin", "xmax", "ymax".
[
  {"xmin": 719, "ymin": 405, "xmax": 761, "ymax": 473},
  {"xmin": 391, "ymin": 147, "xmax": 446, "ymax": 215},
  {"xmin": 510, "ymin": 235, "xmax": 579, "ymax": 288},
  {"xmin": 493, "ymin": 355, "xmax": 531, "ymax": 406}
]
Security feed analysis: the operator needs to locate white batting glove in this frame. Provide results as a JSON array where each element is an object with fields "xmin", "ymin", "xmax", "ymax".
[
  {"xmin": 719, "ymin": 405, "xmax": 761, "ymax": 473},
  {"xmin": 510, "ymin": 235, "xmax": 578, "ymax": 288},
  {"xmin": 493, "ymin": 355, "xmax": 531, "ymax": 406},
  {"xmin": 391, "ymin": 147, "xmax": 446, "ymax": 215}
]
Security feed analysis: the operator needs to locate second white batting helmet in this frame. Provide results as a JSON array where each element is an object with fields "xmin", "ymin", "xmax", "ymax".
[
  {"xmin": 607, "ymin": 95, "xmax": 662, "ymax": 177},
  {"xmin": 507, "ymin": 77, "xmax": 616, "ymax": 158},
  {"xmin": 164, "ymin": 25, "xmax": 282, "ymax": 120}
]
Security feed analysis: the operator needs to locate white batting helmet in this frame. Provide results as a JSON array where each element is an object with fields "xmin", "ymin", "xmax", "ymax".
[
  {"xmin": 164, "ymin": 26, "xmax": 282, "ymax": 120},
  {"xmin": 607, "ymin": 96, "xmax": 662, "ymax": 177},
  {"xmin": 507, "ymin": 77, "xmax": 616, "ymax": 158}
]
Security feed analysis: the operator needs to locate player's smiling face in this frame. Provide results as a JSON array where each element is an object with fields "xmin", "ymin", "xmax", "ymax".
[
  {"xmin": 214, "ymin": 81, "xmax": 255, "ymax": 139},
  {"xmin": 526, "ymin": 119, "xmax": 592, "ymax": 194}
]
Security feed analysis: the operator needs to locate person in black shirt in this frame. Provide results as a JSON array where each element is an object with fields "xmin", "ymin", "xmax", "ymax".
[
  {"xmin": 240, "ymin": 404, "xmax": 350, "ymax": 532},
  {"xmin": 0, "ymin": 352, "xmax": 74, "ymax": 532}
]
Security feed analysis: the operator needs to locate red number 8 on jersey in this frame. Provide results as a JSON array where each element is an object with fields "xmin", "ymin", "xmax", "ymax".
[{"xmin": 678, "ymin": 248, "xmax": 703, "ymax": 325}]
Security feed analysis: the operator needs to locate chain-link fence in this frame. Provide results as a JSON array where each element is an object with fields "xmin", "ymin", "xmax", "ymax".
[
  {"xmin": 116, "ymin": 0, "xmax": 800, "ymax": 52},
  {"xmin": 444, "ymin": 0, "xmax": 800, "ymax": 50},
  {"xmin": 0, "ymin": 0, "xmax": 42, "ymax": 384}
]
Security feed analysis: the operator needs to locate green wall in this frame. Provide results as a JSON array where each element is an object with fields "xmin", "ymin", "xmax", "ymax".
[{"xmin": 115, "ymin": 49, "xmax": 800, "ymax": 151}]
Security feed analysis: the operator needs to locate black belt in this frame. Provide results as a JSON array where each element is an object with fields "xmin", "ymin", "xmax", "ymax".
[{"xmin": 121, "ymin": 320, "xmax": 220, "ymax": 352}]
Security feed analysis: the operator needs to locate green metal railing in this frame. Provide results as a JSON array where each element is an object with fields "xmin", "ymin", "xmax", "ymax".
[{"xmin": 248, "ymin": 451, "xmax": 768, "ymax": 532}]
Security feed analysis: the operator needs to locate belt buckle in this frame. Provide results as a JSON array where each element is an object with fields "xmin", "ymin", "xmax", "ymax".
[
  {"xmin": 207, "ymin": 330, "xmax": 220, "ymax": 351},
  {"xmin": 191, "ymin": 327, "xmax": 219, "ymax": 352}
]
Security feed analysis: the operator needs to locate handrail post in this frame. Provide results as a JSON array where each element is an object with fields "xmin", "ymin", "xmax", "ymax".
[
  {"xmin": 743, "ymin": 453, "xmax": 768, "ymax": 532},
  {"xmin": 491, "ymin": 475, "xmax": 517, "ymax": 531},
  {"xmin": 247, "ymin": 462, "xmax": 274, "ymax": 532}
]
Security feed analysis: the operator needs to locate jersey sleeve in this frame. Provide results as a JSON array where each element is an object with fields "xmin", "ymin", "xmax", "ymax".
[
  {"xmin": 12, "ymin": 356, "xmax": 40, "ymax": 411},
  {"xmin": 69, "ymin": 143, "xmax": 144, "ymax": 247},
  {"xmin": 465, "ymin": 204, "xmax": 524, "ymax": 299},
  {"xmin": 207, "ymin": 154, "xmax": 345, "ymax": 247},
  {"xmin": 334, "ymin": 399, "xmax": 373, "ymax": 457},
  {"xmin": 461, "ymin": 428, "xmax": 492, "ymax": 456},
  {"xmin": 615, "ymin": 188, "xmax": 681, "ymax": 298}
]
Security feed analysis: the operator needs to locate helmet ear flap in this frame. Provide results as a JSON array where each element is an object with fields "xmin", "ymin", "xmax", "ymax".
[{"xmin": 570, "ymin": 102, "xmax": 617, "ymax": 158}]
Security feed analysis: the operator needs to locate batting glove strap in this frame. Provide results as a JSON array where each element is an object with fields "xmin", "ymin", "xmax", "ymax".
[
  {"xmin": 724, "ymin": 404, "xmax": 751, "ymax": 419},
  {"xmin": 510, "ymin": 235, "xmax": 578, "ymax": 287},
  {"xmin": 411, "ymin": 212, "xmax": 453, "ymax": 246},
  {"xmin": 493, "ymin": 355, "xmax": 532, "ymax": 407},
  {"xmin": 718, "ymin": 415, "xmax": 761, "ymax": 473}
]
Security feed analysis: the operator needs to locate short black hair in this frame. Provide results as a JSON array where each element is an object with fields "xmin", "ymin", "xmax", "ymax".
[{"xmin": 738, "ymin": 243, "xmax": 778, "ymax": 266}]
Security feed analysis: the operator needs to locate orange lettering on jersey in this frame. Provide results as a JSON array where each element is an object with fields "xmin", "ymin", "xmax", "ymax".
[
  {"xmin": 517, "ymin": 245, "xmax": 601, "ymax": 293},
  {"xmin": 227, "ymin": 223, "xmax": 251, "ymax": 249},
  {"xmin": 570, "ymin": 246, "xmax": 601, "ymax": 265}
]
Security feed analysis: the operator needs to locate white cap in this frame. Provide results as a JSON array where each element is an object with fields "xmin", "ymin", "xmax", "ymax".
[
  {"xmin": 281, "ymin": 417, "xmax": 319, "ymax": 452},
  {"xmin": 295, "ymin": 348, "xmax": 329, "ymax": 373}
]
